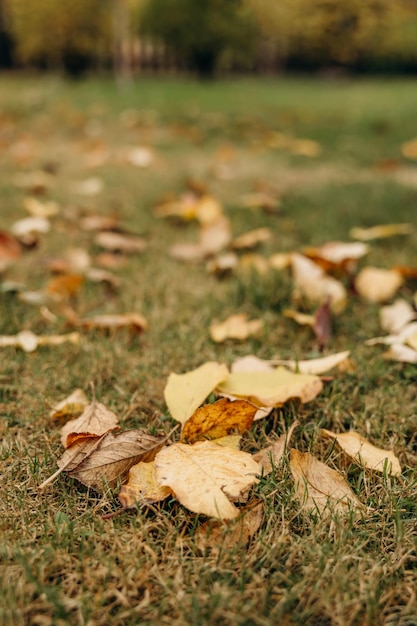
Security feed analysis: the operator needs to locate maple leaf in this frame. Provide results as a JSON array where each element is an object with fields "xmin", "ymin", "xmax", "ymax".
[
  {"xmin": 181, "ymin": 398, "xmax": 257, "ymax": 443},
  {"xmin": 321, "ymin": 429, "xmax": 401, "ymax": 476},
  {"xmin": 154, "ymin": 441, "xmax": 260, "ymax": 520},
  {"xmin": 58, "ymin": 430, "xmax": 166, "ymax": 490},
  {"xmin": 119, "ymin": 461, "xmax": 172, "ymax": 507},
  {"xmin": 216, "ymin": 367, "xmax": 323, "ymax": 407},
  {"xmin": 289, "ymin": 449, "xmax": 361, "ymax": 517},
  {"xmin": 164, "ymin": 361, "xmax": 229, "ymax": 424},
  {"xmin": 60, "ymin": 399, "xmax": 119, "ymax": 448}
]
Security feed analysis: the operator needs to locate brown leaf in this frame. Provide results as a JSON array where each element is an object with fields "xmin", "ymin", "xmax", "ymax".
[
  {"xmin": 231, "ymin": 228, "xmax": 272, "ymax": 250},
  {"xmin": 61, "ymin": 399, "xmax": 119, "ymax": 448},
  {"xmin": 0, "ymin": 230, "xmax": 22, "ymax": 272},
  {"xmin": 195, "ymin": 502, "xmax": 264, "ymax": 554},
  {"xmin": 313, "ymin": 298, "xmax": 332, "ymax": 349},
  {"xmin": 46, "ymin": 274, "xmax": 84, "ymax": 300},
  {"xmin": 321, "ymin": 429, "xmax": 402, "ymax": 476},
  {"xmin": 154, "ymin": 441, "xmax": 260, "ymax": 520},
  {"xmin": 59, "ymin": 430, "xmax": 166, "ymax": 490},
  {"xmin": 49, "ymin": 389, "xmax": 89, "ymax": 425},
  {"xmin": 76, "ymin": 312, "xmax": 147, "ymax": 333},
  {"xmin": 181, "ymin": 398, "xmax": 257, "ymax": 443},
  {"xmin": 119, "ymin": 461, "xmax": 172, "ymax": 508},
  {"xmin": 253, "ymin": 421, "xmax": 298, "ymax": 475},
  {"xmin": 290, "ymin": 449, "xmax": 361, "ymax": 517},
  {"xmin": 94, "ymin": 231, "xmax": 147, "ymax": 254},
  {"xmin": 302, "ymin": 241, "xmax": 369, "ymax": 273}
]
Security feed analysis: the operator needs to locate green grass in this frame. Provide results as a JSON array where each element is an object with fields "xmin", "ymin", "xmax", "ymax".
[{"xmin": 1, "ymin": 75, "xmax": 416, "ymax": 626}]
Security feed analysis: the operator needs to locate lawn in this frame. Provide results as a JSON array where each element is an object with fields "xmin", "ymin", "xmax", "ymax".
[{"xmin": 0, "ymin": 74, "xmax": 416, "ymax": 626}]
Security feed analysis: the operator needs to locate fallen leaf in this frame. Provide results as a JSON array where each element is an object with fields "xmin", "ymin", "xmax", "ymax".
[
  {"xmin": 401, "ymin": 138, "xmax": 417, "ymax": 160},
  {"xmin": 0, "ymin": 230, "xmax": 21, "ymax": 271},
  {"xmin": 269, "ymin": 252, "xmax": 292, "ymax": 270},
  {"xmin": 355, "ymin": 267, "xmax": 403, "ymax": 303},
  {"xmin": 11, "ymin": 216, "xmax": 50, "ymax": 238},
  {"xmin": 73, "ymin": 177, "xmax": 103, "ymax": 196},
  {"xmin": 46, "ymin": 274, "xmax": 84, "ymax": 300},
  {"xmin": 122, "ymin": 146, "xmax": 154, "ymax": 168},
  {"xmin": 383, "ymin": 343, "xmax": 417, "ymax": 363},
  {"xmin": 216, "ymin": 367, "xmax": 323, "ymax": 407},
  {"xmin": 164, "ymin": 361, "xmax": 229, "ymax": 424},
  {"xmin": 291, "ymin": 253, "xmax": 347, "ymax": 313},
  {"xmin": 271, "ymin": 350, "xmax": 351, "ymax": 375},
  {"xmin": 231, "ymin": 228, "xmax": 272, "ymax": 250},
  {"xmin": 365, "ymin": 321, "xmax": 417, "ymax": 346},
  {"xmin": 59, "ymin": 430, "xmax": 166, "ymax": 490},
  {"xmin": 154, "ymin": 441, "xmax": 260, "ymax": 519},
  {"xmin": 302, "ymin": 241, "xmax": 369, "ymax": 273},
  {"xmin": 61, "ymin": 399, "xmax": 119, "ymax": 448},
  {"xmin": 321, "ymin": 429, "xmax": 401, "ymax": 476},
  {"xmin": 0, "ymin": 330, "xmax": 80, "ymax": 353},
  {"xmin": 231, "ymin": 355, "xmax": 273, "ymax": 373},
  {"xmin": 195, "ymin": 502, "xmax": 264, "ymax": 554},
  {"xmin": 380, "ymin": 299, "xmax": 416, "ymax": 333},
  {"xmin": 181, "ymin": 398, "xmax": 257, "ymax": 443},
  {"xmin": 94, "ymin": 231, "xmax": 147, "ymax": 254},
  {"xmin": 283, "ymin": 309, "xmax": 315, "ymax": 326},
  {"xmin": 76, "ymin": 312, "xmax": 147, "ymax": 333},
  {"xmin": 313, "ymin": 298, "xmax": 332, "ymax": 349},
  {"xmin": 290, "ymin": 449, "xmax": 361, "ymax": 517},
  {"xmin": 194, "ymin": 195, "xmax": 224, "ymax": 225},
  {"xmin": 238, "ymin": 253, "xmax": 270, "ymax": 275},
  {"xmin": 50, "ymin": 388, "xmax": 89, "ymax": 424},
  {"xmin": 199, "ymin": 215, "xmax": 231, "ymax": 256},
  {"xmin": 206, "ymin": 252, "xmax": 238, "ymax": 276},
  {"xmin": 119, "ymin": 461, "xmax": 172, "ymax": 507},
  {"xmin": 253, "ymin": 421, "xmax": 298, "ymax": 475},
  {"xmin": 13, "ymin": 170, "xmax": 54, "ymax": 193},
  {"xmin": 350, "ymin": 223, "xmax": 414, "ymax": 241},
  {"xmin": 80, "ymin": 215, "xmax": 118, "ymax": 231},
  {"xmin": 23, "ymin": 197, "xmax": 59, "ymax": 218},
  {"xmin": 209, "ymin": 314, "xmax": 263, "ymax": 343}
]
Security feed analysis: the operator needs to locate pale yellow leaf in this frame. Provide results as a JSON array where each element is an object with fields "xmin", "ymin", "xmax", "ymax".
[
  {"xmin": 200, "ymin": 215, "xmax": 231, "ymax": 255},
  {"xmin": 0, "ymin": 330, "xmax": 80, "ymax": 353},
  {"xmin": 216, "ymin": 367, "xmax": 323, "ymax": 407},
  {"xmin": 231, "ymin": 355, "xmax": 273, "ymax": 373},
  {"xmin": 290, "ymin": 449, "xmax": 361, "ymax": 516},
  {"xmin": 210, "ymin": 314, "xmax": 263, "ymax": 343},
  {"xmin": 269, "ymin": 252, "xmax": 292, "ymax": 270},
  {"xmin": 164, "ymin": 361, "xmax": 229, "ymax": 424},
  {"xmin": 380, "ymin": 299, "xmax": 416, "ymax": 333},
  {"xmin": 283, "ymin": 309, "xmax": 315, "ymax": 326},
  {"xmin": 355, "ymin": 267, "xmax": 403, "ymax": 303},
  {"xmin": 383, "ymin": 343, "xmax": 417, "ymax": 363},
  {"xmin": 271, "ymin": 351, "xmax": 351, "ymax": 375},
  {"xmin": 350, "ymin": 223, "xmax": 414, "ymax": 241},
  {"xmin": 231, "ymin": 228, "xmax": 272, "ymax": 250},
  {"xmin": 366, "ymin": 321, "xmax": 417, "ymax": 346},
  {"xmin": 321, "ymin": 429, "xmax": 401, "ymax": 476},
  {"xmin": 119, "ymin": 461, "xmax": 172, "ymax": 507},
  {"xmin": 94, "ymin": 232, "xmax": 147, "ymax": 254},
  {"xmin": 154, "ymin": 441, "xmax": 260, "ymax": 520},
  {"xmin": 23, "ymin": 197, "xmax": 60, "ymax": 218}
]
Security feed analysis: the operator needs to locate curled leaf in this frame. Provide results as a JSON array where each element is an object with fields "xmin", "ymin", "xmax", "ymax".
[{"xmin": 181, "ymin": 398, "xmax": 257, "ymax": 443}]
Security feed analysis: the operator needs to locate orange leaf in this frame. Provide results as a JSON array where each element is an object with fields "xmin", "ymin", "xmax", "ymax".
[{"xmin": 181, "ymin": 398, "xmax": 257, "ymax": 443}]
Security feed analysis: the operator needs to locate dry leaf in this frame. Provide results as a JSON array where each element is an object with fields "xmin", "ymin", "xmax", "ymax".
[
  {"xmin": 217, "ymin": 367, "xmax": 323, "ymax": 407},
  {"xmin": 271, "ymin": 350, "xmax": 351, "ymax": 375},
  {"xmin": 0, "ymin": 231, "xmax": 21, "ymax": 271},
  {"xmin": 73, "ymin": 177, "xmax": 103, "ymax": 196},
  {"xmin": 164, "ymin": 361, "xmax": 229, "ymax": 424},
  {"xmin": 291, "ymin": 253, "xmax": 347, "ymax": 313},
  {"xmin": 61, "ymin": 399, "xmax": 119, "ymax": 448},
  {"xmin": 11, "ymin": 216, "xmax": 50, "ymax": 238},
  {"xmin": 302, "ymin": 241, "xmax": 369, "ymax": 273},
  {"xmin": 59, "ymin": 430, "xmax": 166, "ymax": 490},
  {"xmin": 206, "ymin": 252, "xmax": 238, "ymax": 276},
  {"xmin": 321, "ymin": 429, "xmax": 401, "ymax": 476},
  {"xmin": 365, "ymin": 321, "xmax": 417, "ymax": 347},
  {"xmin": 200, "ymin": 215, "xmax": 231, "ymax": 256},
  {"xmin": 181, "ymin": 398, "xmax": 257, "ymax": 443},
  {"xmin": 253, "ymin": 421, "xmax": 298, "ymax": 475},
  {"xmin": 195, "ymin": 502, "xmax": 264, "ymax": 554},
  {"xmin": 355, "ymin": 267, "xmax": 403, "ymax": 303},
  {"xmin": 46, "ymin": 274, "xmax": 84, "ymax": 300},
  {"xmin": 269, "ymin": 252, "xmax": 292, "ymax": 270},
  {"xmin": 231, "ymin": 228, "xmax": 272, "ymax": 250},
  {"xmin": 380, "ymin": 299, "xmax": 416, "ymax": 333},
  {"xmin": 23, "ymin": 197, "xmax": 59, "ymax": 218},
  {"xmin": 80, "ymin": 215, "xmax": 118, "ymax": 231},
  {"xmin": 0, "ymin": 330, "xmax": 80, "ymax": 353},
  {"xmin": 123, "ymin": 146, "xmax": 154, "ymax": 168},
  {"xmin": 231, "ymin": 355, "xmax": 273, "ymax": 373},
  {"xmin": 350, "ymin": 224, "xmax": 413, "ymax": 241},
  {"xmin": 283, "ymin": 309, "xmax": 315, "ymax": 326},
  {"xmin": 238, "ymin": 253, "xmax": 270, "ymax": 275},
  {"xmin": 154, "ymin": 441, "xmax": 260, "ymax": 520},
  {"xmin": 290, "ymin": 449, "xmax": 361, "ymax": 517},
  {"xmin": 383, "ymin": 343, "xmax": 417, "ymax": 363},
  {"xmin": 50, "ymin": 389, "xmax": 89, "ymax": 424},
  {"xmin": 76, "ymin": 312, "xmax": 147, "ymax": 333},
  {"xmin": 94, "ymin": 231, "xmax": 147, "ymax": 254},
  {"xmin": 210, "ymin": 314, "xmax": 263, "ymax": 343},
  {"xmin": 119, "ymin": 461, "xmax": 172, "ymax": 507},
  {"xmin": 314, "ymin": 298, "xmax": 332, "ymax": 349}
]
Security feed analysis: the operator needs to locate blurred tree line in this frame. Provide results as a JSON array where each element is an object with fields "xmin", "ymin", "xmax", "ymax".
[{"xmin": 1, "ymin": 0, "xmax": 417, "ymax": 76}]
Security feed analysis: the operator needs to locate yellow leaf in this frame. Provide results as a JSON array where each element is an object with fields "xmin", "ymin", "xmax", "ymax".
[
  {"xmin": 383, "ymin": 344, "xmax": 417, "ymax": 363},
  {"xmin": 154, "ymin": 441, "xmax": 260, "ymax": 520},
  {"xmin": 290, "ymin": 449, "xmax": 361, "ymax": 517},
  {"xmin": 355, "ymin": 267, "xmax": 403, "ymax": 303},
  {"xmin": 216, "ymin": 367, "xmax": 323, "ymax": 407},
  {"xmin": 49, "ymin": 388, "xmax": 89, "ymax": 424},
  {"xmin": 350, "ymin": 224, "xmax": 414, "ymax": 241},
  {"xmin": 231, "ymin": 227, "xmax": 272, "ymax": 250},
  {"xmin": 164, "ymin": 361, "xmax": 229, "ymax": 425},
  {"xmin": 271, "ymin": 350, "xmax": 351, "ymax": 375},
  {"xmin": 209, "ymin": 314, "xmax": 263, "ymax": 343},
  {"xmin": 119, "ymin": 461, "xmax": 172, "ymax": 507},
  {"xmin": 322, "ymin": 430, "xmax": 401, "ymax": 475},
  {"xmin": 380, "ymin": 299, "xmax": 416, "ymax": 333},
  {"xmin": 181, "ymin": 398, "xmax": 257, "ymax": 443},
  {"xmin": 302, "ymin": 241, "xmax": 369, "ymax": 272},
  {"xmin": 283, "ymin": 309, "xmax": 315, "ymax": 326}
]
